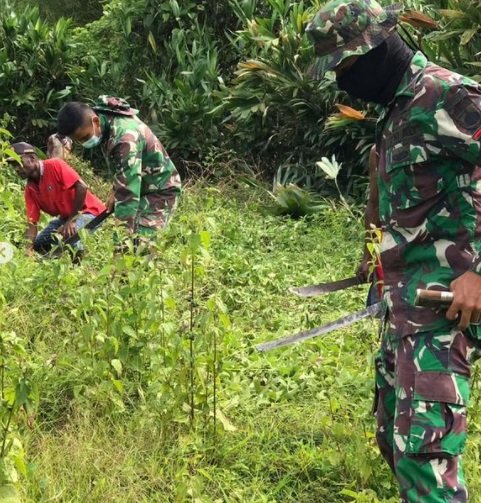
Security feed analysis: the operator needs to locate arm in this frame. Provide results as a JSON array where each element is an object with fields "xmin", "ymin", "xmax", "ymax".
[
  {"xmin": 24, "ymin": 188, "xmax": 39, "ymax": 254},
  {"xmin": 357, "ymin": 146, "xmax": 380, "ymax": 280},
  {"xmin": 51, "ymin": 160, "xmax": 87, "ymax": 238},
  {"xmin": 438, "ymin": 85, "xmax": 481, "ymax": 328},
  {"xmin": 25, "ymin": 223, "xmax": 37, "ymax": 255},
  {"xmin": 60, "ymin": 181, "xmax": 88, "ymax": 238},
  {"xmin": 109, "ymin": 138, "xmax": 142, "ymax": 232}
]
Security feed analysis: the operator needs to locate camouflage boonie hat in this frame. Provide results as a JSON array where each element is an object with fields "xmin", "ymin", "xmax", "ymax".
[
  {"xmin": 306, "ymin": 0, "xmax": 401, "ymax": 79},
  {"xmin": 93, "ymin": 96, "xmax": 139, "ymax": 117}
]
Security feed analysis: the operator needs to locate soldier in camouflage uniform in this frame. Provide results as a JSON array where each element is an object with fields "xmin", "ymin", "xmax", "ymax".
[
  {"xmin": 57, "ymin": 96, "xmax": 181, "ymax": 236},
  {"xmin": 306, "ymin": 1, "xmax": 481, "ymax": 501}
]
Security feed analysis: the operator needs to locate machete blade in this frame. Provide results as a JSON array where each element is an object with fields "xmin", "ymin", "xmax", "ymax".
[
  {"xmin": 256, "ymin": 301, "xmax": 382, "ymax": 352},
  {"xmin": 45, "ymin": 209, "xmax": 113, "ymax": 259},
  {"xmin": 290, "ymin": 276, "xmax": 364, "ymax": 297}
]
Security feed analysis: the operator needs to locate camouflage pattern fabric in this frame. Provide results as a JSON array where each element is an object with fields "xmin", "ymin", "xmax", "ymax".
[
  {"xmin": 375, "ymin": 327, "xmax": 481, "ymax": 501},
  {"xmin": 306, "ymin": 1, "xmax": 481, "ymax": 500},
  {"xmin": 94, "ymin": 96, "xmax": 181, "ymax": 234},
  {"xmin": 377, "ymin": 52, "xmax": 481, "ymax": 337},
  {"xmin": 305, "ymin": 0, "xmax": 400, "ymax": 80}
]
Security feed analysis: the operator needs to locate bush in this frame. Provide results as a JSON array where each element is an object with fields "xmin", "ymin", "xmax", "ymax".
[
  {"xmin": 12, "ymin": 0, "xmax": 103, "ymax": 25},
  {"xmin": 0, "ymin": 4, "xmax": 77, "ymax": 146}
]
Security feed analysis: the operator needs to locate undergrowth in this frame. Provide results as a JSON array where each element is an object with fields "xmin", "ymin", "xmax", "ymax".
[{"xmin": 1, "ymin": 164, "xmax": 481, "ymax": 502}]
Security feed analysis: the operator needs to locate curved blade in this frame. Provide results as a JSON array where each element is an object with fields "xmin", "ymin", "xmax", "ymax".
[
  {"xmin": 290, "ymin": 276, "xmax": 364, "ymax": 297},
  {"xmin": 256, "ymin": 301, "xmax": 382, "ymax": 352}
]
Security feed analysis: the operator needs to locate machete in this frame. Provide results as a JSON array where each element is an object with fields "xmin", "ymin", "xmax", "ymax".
[
  {"xmin": 256, "ymin": 301, "xmax": 382, "ymax": 352},
  {"xmin": 290, "ymin": 276, "xmax": 365, "ymax": 297},
  {"xmin": 46, "ymin": 209, "xmax": 113, "ymax": 258}
]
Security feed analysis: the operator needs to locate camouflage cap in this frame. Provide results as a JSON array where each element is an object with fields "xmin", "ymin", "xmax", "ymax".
[
  {"xmin": 93, "ymin": 96, "xmax": 139, "ymax": 117},
  {"xmin": 306, "ymin": 0, "xmax": 401, "ymax": 80}
]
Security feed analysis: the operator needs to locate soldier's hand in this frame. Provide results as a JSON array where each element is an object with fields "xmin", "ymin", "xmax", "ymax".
[{"xmin": 447, "ymin": 271, "xmax": 481, "ymax": 330}]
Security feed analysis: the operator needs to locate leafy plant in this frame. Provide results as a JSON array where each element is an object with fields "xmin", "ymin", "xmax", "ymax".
[
  {"xmin": 316, "ymin": 155, "xmax": 349, "ymax": 207},
  {"xmin": 423, "ymin": 0, "xmax": 481, "ymax": 80},
  {"xmin": 0, "ymin": 4, "xmax": 76, "ymax": 144},
  {"xmin": 11, "ymin": 0, "xmax": 103, "ymax": 25},
  {"xmin": 269, "ymin": 183, "xmax": 326, "ymax": 218}
]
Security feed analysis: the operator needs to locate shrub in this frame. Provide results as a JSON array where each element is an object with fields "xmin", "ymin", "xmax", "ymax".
[{"xmin": 0, "ymin": 4, "xmax": 76, "ymax": 145}]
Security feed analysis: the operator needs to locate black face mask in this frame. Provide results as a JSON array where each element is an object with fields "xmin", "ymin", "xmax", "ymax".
[{"xmin": 336, "ymin": 32, "xmax": 414, "ymax": 105}]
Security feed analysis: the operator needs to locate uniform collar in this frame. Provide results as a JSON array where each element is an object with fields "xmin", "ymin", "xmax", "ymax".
[
  {"xmin": 39, "ymin": 160, "xmax": 44, "ymax": 177},
  {"xmin": 99, "ymin": 113, "xmax": 111, "ymax": 140},
  {"xmin": 391, "ymin": 51, "xmax": 428, "ymax": 100},
  {"xmin": 378, "ymin": 51, "xmax": 427, "ymax": 123}
]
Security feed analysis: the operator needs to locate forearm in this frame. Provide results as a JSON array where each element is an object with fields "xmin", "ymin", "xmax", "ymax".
[
  {"xmin": 67, "ymin": 182, "xmax": 87, "ymax": 220},
  {"xmin": 25, "ymin": 223, "xmax": 37, "ymax": 247}
]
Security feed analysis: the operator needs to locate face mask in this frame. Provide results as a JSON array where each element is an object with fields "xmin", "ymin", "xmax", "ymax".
[
  {"xmin": 336, "ymin": 33, "xmax": 413, "ymax": 105},
  {"xmin": 82, "ymin": 119, "xmax": 102, "ymax": 149},
  {"xmin": 82, "ymin": 135, "xmax": 101, "ymax": 149}
]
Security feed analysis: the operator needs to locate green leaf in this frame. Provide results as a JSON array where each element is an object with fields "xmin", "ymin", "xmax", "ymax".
[
  {"xmin": 111, "ymin": 379, "xmax": 124, "ymax": 393},
  {"xmin": 0, "ymin": 485, "xmax": 20, "ymax": 503},
  {"xmin": 199, "ymin": 230, "xmax": 211, "ymax": 249},
  {"xmin": 122, "ymin": 326, "xmax": 136, "ymax": 338},
  {"xmin": 111, "ymin": 359, "xmax": 122, "ymax": 376},
  {"xmin": 147, "ymin": 31, "xmax": 157, "ymax": 53},
  {"xmin": 460, "ymin": 28, "xmax": 478, "ymax": 45},
  {"xmin": 214, "ymin": 409, "xmax": 237, "ymax": 432}
]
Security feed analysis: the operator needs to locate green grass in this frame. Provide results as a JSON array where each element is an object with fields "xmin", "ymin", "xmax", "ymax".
[{"xmin": 1, "ymin": 168, "xmax": 481, "ymax": 502}]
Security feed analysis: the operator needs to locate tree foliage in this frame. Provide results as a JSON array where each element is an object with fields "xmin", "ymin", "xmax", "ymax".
[
  {"xmin": 0, "ymin": 0, "xmax": 480, "ymax": 187},
  {"xmin": 0, "ymin": 5, "xmax": 76, "ymax": 145}
]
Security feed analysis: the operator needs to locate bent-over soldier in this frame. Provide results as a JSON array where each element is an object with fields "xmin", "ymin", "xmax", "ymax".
[{"xmin": 57, "ymin": 96, "xmax": 181, "ymax": 237}]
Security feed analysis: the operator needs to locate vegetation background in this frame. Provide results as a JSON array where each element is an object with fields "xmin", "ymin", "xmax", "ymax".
[{"xmin": 0, "ymin": 0, "xmax": 481, "ymax": 501}]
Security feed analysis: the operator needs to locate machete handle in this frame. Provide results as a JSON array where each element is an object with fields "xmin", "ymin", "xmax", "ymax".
[
  {"xmin": 415, "ymin": 289, "xmax": 481, "ymax": 325},
  {"xmin": 415, "ymin": 289, "xmax": 453, "ymax": 307}
]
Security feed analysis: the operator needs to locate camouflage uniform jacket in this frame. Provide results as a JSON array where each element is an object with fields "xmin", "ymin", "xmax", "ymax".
[
  {"xmin": 95, "ymin": 97, "xmax": 181, "ymax": 224},
  {"xmin": 377, "ymin": 51, "xmax": 481, "ymax": 337}
]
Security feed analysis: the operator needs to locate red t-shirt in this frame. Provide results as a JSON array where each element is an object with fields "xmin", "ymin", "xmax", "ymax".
[{"xmin": 25, "ymin": 159, "xmax": 106, "ymax": 224}]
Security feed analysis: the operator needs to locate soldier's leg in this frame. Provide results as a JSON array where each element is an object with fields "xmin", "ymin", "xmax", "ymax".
[
  {"xmin": 393, "ymin": 329, "xmax": 480, "ymax": 502},
  {"xmin": 137, "ymin": 192, "xmax": 179, "ymax": 236},
  {"xmin": 374, "ymin": 328, "xmax": 397, "ymax": 472}
]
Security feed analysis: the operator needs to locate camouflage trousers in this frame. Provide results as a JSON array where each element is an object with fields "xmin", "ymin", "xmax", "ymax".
[
  {"xmin": 374, "ymin": 327, "xmax": 481, "ymax": 502},
  {"xmin": 132, "ymin": 192, "xmax": 179, "ymax": 236}
]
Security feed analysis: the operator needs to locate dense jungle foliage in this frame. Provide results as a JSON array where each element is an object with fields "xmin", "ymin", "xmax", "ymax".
[
  {"xmin": 1, "ymin": 0, "xmax": 481, "ymax": 501},
  {"xmin": 2, "ymin": 0, "xmax": 480, "ymax": 190}
]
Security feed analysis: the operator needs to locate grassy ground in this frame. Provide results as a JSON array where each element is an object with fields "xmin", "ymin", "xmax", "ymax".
[{"xmin": 1, "ymin": 166, "xmax": 481, "ymax": 502}]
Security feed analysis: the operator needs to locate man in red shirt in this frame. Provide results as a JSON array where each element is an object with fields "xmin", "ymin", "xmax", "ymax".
[{"xmin": 7, "ymin": 142, "xmax": 106, "ymax": 255}]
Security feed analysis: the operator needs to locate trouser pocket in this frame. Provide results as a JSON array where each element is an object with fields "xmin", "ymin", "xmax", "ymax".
[{"xmin": 405, "ymin": 371, "xmax": 469, "ymax": 457}]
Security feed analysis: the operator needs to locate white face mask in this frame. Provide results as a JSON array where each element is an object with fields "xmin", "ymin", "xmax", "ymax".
[{"xmin": 82, "ymin": 119, "xmax": 102, "ymax": 149}]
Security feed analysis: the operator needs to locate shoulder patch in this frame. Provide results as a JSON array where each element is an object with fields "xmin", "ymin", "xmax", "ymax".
[{"xmin": 445, "ymin": 86, "xmax": 481, "ymax": 136}]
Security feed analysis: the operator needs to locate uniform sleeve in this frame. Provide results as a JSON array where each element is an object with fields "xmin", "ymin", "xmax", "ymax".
[
  {"xmin": 109, "ymin": 135, "xmax": 142, "ymax": 225},
  {"xmin": 52, "ymin": 159, "xmax": 81, "ymax": 189},
  {"xmin": 24, "ymin": 187, "xmax": 40, "ymax": 224},
  {"xmin": 436, "ymin": 85, "xmax": 481, "ymax": 274},
  {"xmin": 436, "ymin": 84, "xmax": 481, "ymax": 165}
]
